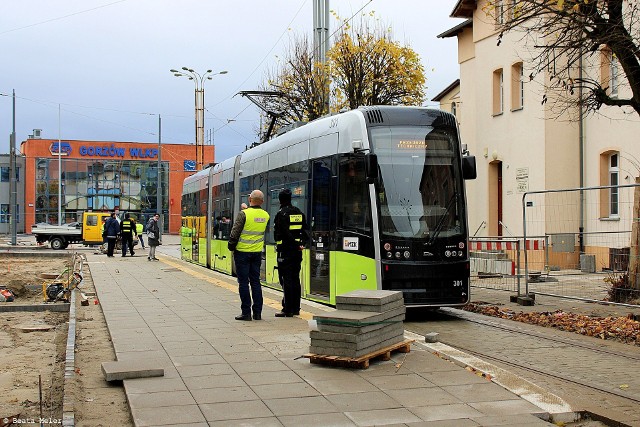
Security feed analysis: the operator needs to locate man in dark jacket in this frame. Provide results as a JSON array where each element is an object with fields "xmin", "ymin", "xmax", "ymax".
[
  {"xmin": 120, "ymin": 213, "xmax": 136, "ymax": 257},
  {"xmin": 104, "ymin": 212, "xmax": 120, "ymax": 257},
  {"xmin": 273, "ymin": 189, "xmax": 308, "ymax": 317}
]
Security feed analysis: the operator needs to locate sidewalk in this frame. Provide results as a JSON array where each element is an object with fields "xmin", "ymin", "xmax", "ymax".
[{"xmin": 85, "ymin": 237, "xmax": 569, "ymax": 426}]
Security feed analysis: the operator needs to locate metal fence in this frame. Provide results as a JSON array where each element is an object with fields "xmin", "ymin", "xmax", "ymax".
[{"xmin": 469, "ymin": 183, "xmax": 640, "ymax": 307}]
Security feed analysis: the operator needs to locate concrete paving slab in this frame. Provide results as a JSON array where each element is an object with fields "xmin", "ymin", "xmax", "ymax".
[
  {"xmin": 123, "ymin": 377, "xmax": 188, "ymax": 394},
  {"xmin": 169, "ymin": 353, "xmax": 225, "ymax": 366},
  {"xmin": 199, "ymin": 400, "xmax": 274, "ymax": 421},
  {"xmin": 469, "ymin": 399, "xmax": 545, "ymax": 416},
  {"xmin": 309, "ymin": 334, "xmax": 406, "ymax": 357},
  {"xmin": 324, "ymin": 391, "xmax": 402, "ymax": 412},
  {"xmin": 385, "ymin": 387, "xmax": 460, "ymax": 407},
  {"xmin": 101, "ymin": 360, "xmax": 164, "ymax": 381},
  {"xmin": 175, "ymin": 363, "xmax": 235, "ymax": 378},
  {"xmin": 239, "ymin": 370, "xmax": 303, "ymax": 386},
  {"xmin": 304, "ymin": 377, "xmax": 379, "ymax": 395},
  {"xmin": 314, "ymin": 314, "xmax": 405, "ymax": 334},
  {"xmin": 314, "ymin": 306, "xmax": 405, "ymax": 326},
  {"xmin": 263, "ymin": 395, "xmax": 338, "ymax": 416},
  {"xmin": 208, "ymin": 417, "xmax": 284, "ymax": 427},
  {"xmin": 335, "ymin": 298, "xmax": 405, "ymax": 312},
  {"xmin": 470, "ymin": 414, "xmax": 551, "ymax": 426},
  {"xmin": 191, "ymin": 386, "xmax": 259, "ymax": 404},
  {"xmin": 443, "ymin": 382, "xmax": 521, "ymax": 403},
  {"xmin": 127, "ymin": 390, "xmax": 196, "ymax": 408},
  {"xmin": 251, "ymin": 382, "xmax": 320, "ymax": 400},
  {"xmin": 229, "ymin": 360, "xmax": 290, "ymax": 374},
  {"xmin": 344, "ymin": 407, "xmax": 422, "ymax": 426},
  {"xmin": 365, "ymin": 373, "xmax": 436, "ymax": 390},
  {"xmin": 130, "ymin": 404, "xmax": 207, "ymax": 426},
  {"xmin": 405, "ymin": 419, "xmax": 480, "ymax": 427},
  {"xmin": 182, "ymin": 373, "xmax": 246, "ymax": 390},
  {"xmin": 278, "ymin": 413, "xmax": 355, "ymax": 427},
  {"xmin": 310, "ymin": 322, "xmax": 404, "ymax": 343},
  {"xmin": 335, "ymin": 290, "xmax": 403, "ymax": 306},
  {"xmin": 310, "ymin": 328, "xmax": 404, "ymax": 350},
  {"xmin": 407, "ymin": 403, "xmax": 484, "ymax": 422},
  {"xmin": 420, "ymin": 369, "xmax": 490, "ymax": 386}
]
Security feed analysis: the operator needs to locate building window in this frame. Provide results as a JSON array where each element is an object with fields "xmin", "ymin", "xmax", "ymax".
[
  {"xmin": 601, "ymin": 48, "xmax": 620, "ymax": 97},
  {"xmin": 609, "ymin": 153, "xmax": 619, "ymax": 216},
  {"xmin": 511, "ymin": 62, "xmax": 524, "ymax": 110},
  {"xmin": 495, "ymin": 0, "xmax": 505, "ymax": 26},
  {"xmin": 0, "ymin": 204, "xmax": 7, "ymax": 223},
  {"xmin": 451, "ymin": 102, "xmax": 457, "ymax": 117},
  {"xmin": 493, "ymin": 68, "xmax": 504, "ymax": 115},
  {"xmin": 611, "ymin": 53, "xmax": 619, "ymax": 97},
  {"xmin": 0, "ymin": 166, "xmax": 19, "ymax": 182}
]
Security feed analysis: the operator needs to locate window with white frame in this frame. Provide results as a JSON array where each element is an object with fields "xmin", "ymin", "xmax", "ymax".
[
  {"xmin": 609, "ymin": 153, "xmax": 619, "ymax": 216},
  {"xmin": 451, "ymin": 102, "xmax": 457, "ymax": 117}
]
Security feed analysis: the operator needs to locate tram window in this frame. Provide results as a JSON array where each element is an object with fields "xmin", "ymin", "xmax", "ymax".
[{"xmin": 338, "ymin": 159, "xmax": 371, "ymax": 232}]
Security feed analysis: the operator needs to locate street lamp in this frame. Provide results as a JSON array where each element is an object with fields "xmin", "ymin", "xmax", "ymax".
[{"xmin": 170, "ymin": 67, "xmax": 227, "ymax": 171}]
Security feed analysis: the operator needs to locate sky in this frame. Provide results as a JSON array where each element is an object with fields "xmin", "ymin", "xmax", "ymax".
[{"xmin": 0, "ymin": 0, "xmax": 463, "ymax": 162}]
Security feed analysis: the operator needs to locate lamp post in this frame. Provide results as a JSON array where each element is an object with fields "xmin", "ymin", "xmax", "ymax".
[{"xmin": 170, "ymin": 67, "xmax": 227, "ymax": 170}]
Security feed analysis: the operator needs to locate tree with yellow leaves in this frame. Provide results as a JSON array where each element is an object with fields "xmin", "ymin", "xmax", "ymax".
[
  {"xmin": 328, "ymin": 15, "xmax": 425, "ymax": 111},
  {"xmin": 257, "ymin": 13, "xmax": 426, "ymax": 131}
]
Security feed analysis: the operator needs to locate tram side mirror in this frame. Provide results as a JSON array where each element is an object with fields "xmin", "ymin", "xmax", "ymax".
[
  {"xmin": 365, "ymin": 153, "xmax": 378, "ymax": 184},
  {"xmin": 462, "ymin": 156, "xmax": 477, "ymax": 180}
]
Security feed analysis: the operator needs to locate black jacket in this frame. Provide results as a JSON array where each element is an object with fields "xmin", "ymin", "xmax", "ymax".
[{"xmin": 274, "ymin": 204, "xmax": 308, "ymax": 252}]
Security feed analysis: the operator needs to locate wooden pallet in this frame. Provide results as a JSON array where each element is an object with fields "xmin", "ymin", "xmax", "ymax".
[{"xmin": 303, "ymin": 339, "xmax": 414, "ymax": 369}]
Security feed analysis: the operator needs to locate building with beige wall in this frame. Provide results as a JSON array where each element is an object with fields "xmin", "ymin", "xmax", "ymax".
[{"xmin": 438, "ymin": 0, "xmax": 639, "ymax": 270}]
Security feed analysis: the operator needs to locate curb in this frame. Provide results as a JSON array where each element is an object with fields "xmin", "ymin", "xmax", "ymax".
[{"xmin": 62, "ymin": 290, "xmax": 77, "ymax": 426}]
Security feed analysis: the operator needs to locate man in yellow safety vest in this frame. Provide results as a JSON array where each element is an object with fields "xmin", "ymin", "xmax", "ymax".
[{"xmin": 228, "ymin": 190, "xmax": 270, "ymax": 321}]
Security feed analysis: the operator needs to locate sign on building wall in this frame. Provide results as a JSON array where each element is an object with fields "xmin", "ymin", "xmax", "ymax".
[{"xmin": 516, "ymin": 167, "xmax": 529, "ymax": 193}]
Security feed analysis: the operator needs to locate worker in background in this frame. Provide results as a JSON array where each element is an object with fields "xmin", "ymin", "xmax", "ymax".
[
  {"xmin": 135, "ymin": 216, "xmax": 146, "ymax": 249},
  {"xmin": 120, "ymin": 213, "xmax": 136, "ymax": 257},
  {"xmin": 273, "ymin": 189, "xmax": 308, "ymax": 317},
  {"xmin": 228, "ymin": 190, "xmax": 269, "ymax": 321},
  {"xmin": 104, "ymin": 212, "xmax": 120, "ymax": 257}
]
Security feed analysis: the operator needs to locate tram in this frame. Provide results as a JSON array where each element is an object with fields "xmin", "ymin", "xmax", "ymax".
[{"xmin": 181, "ymin": 106, "xmax": 476, "ymax": 307}]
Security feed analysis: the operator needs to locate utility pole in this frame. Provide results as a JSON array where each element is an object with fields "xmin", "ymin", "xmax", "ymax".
[
  {"xmin": 313, "ymin": 0, "xmax": 330, "ymax": 114},
  {"xmin": 9, "ymin": 90, "xmax": 16, "ymax": 245},
  {"xmin": 156, "ymin": 114, "xmax": 162, "ymax": 240}
]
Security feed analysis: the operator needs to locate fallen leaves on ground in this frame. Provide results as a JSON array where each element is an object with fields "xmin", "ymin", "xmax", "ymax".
[{"xmin": 463, "ymin": 303, "xmax": 640, "ymax": 346}]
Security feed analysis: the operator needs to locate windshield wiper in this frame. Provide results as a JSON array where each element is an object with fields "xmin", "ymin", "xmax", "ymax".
[{"xmin": 427, "ymin": 192, "xmax": 458, "ymax": 245}]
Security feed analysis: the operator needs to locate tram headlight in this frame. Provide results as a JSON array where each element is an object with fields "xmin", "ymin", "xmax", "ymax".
[
  {"xmin": 395, "ymin": 251, "xmax": 401, "ymax": 259},
  {"xmin": 386, "ymin": 252, "xmax": 393, "ymax": 259},
  {"xmin": 403, "ymin": 251, "xmax": 411, "ymax": 259}
]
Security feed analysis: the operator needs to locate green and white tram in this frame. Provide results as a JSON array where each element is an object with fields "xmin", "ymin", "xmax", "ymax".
[{"xmin": 181, "ymin": 106, "xmax": 476, "ymax": 307}]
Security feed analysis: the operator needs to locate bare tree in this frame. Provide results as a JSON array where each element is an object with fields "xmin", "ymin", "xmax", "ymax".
[
  {"xmin": 487, "ymin": 0, "xmax": 640, "ymax": 117},
  {"xmin": 258, "ymin": 33, "xmax": 330, "ymax": 130}
]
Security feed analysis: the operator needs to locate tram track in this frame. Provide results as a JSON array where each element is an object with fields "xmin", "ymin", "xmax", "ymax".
[
  {"xmin": 404, "ymin": 307, "xmax": 640, "ymax": 423},
  {"xmin": 438, "ymin": 307, "xmax": 640, "ymax": 362}
]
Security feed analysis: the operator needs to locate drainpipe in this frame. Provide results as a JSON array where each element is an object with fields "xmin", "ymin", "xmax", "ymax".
[{"xmin": 579, "ymin": 48, "xmax": 585, "ymax": 253}]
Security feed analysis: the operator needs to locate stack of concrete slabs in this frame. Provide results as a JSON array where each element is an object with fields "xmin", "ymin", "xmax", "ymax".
[{"xmin": 310, "ymin": 290, "xmax": 406, "ymax": 358}]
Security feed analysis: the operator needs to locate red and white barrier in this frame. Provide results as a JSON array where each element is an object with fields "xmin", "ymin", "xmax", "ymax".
[{"xmin": 470, "ymin": 239, "xmax": 545, "ymax": 251}]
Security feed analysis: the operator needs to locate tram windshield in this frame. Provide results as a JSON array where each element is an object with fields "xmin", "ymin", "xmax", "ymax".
[{"xmin": 370, "ymin": 126, "xmax": 465, "ymax": 240}]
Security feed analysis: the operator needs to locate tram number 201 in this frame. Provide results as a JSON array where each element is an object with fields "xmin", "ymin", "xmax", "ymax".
[{"xmin": 453, "ymin": 280, "xmax": 463, "ymax": 287}]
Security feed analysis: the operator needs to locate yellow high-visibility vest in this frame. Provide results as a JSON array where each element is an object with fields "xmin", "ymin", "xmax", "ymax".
[{"xmin": 236, "ymin": 208, "xmax": 270, "ymax": 252}]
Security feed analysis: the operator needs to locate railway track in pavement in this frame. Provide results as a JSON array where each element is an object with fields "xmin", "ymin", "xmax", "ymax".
[{"xmin": 404, "ymin": 307, "xmax": 640, "ymax": 426}]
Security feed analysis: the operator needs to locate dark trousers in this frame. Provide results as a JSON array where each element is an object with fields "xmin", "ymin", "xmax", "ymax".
[
  {"xmin": 278, "ymin": 250, "xmax": 302, "ymax": 314},
  {"xmin": 234, "ymin": 251, "xmax": 263, "ymax": 316},
  {"xmin": 106, "ymin": 237, "xmax": 116, "ymax": 256},
  {"xmin": 121, "ymin": 234, "xmax": 134, "ymax": 255}
]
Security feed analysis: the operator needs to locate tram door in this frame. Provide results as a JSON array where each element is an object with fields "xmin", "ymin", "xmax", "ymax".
[{"xmin": 309, "ymin": 158, "xmax": 335, "ymax": 298}]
